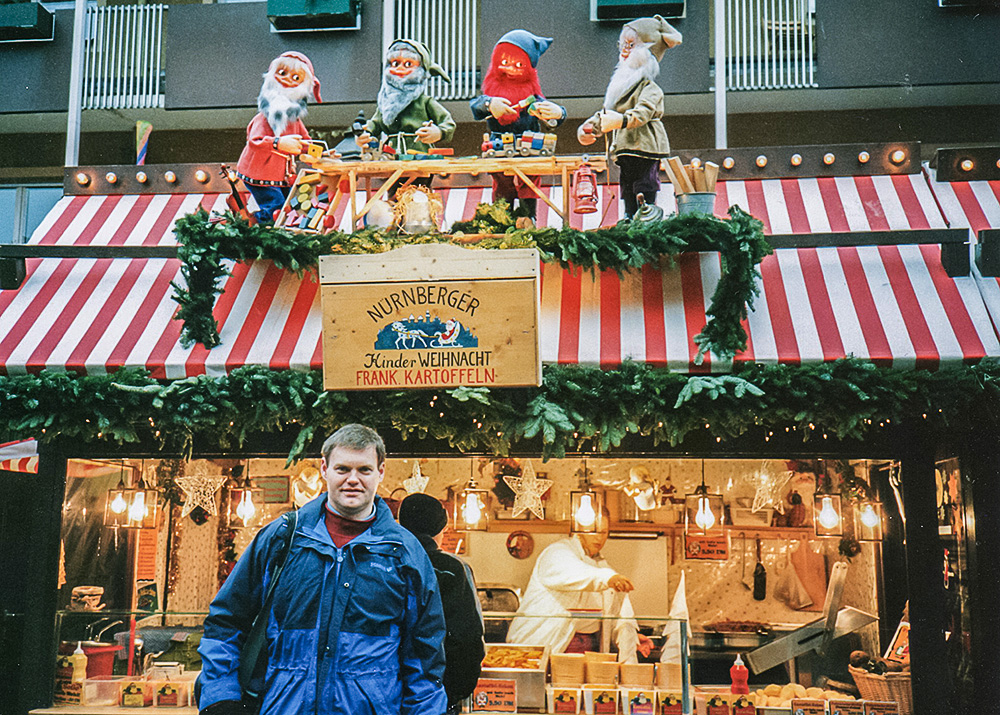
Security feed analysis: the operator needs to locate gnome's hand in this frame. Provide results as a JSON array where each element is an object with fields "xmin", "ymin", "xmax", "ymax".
[
  {"xmin": 577, "ymin": 123, "xmax": 597, "ymax": 146},
  {"xmin": 276, "ymin": 135, "xmax": 305, "ymax": 155},
  {"xmin": 415, "ymin": 123, "xmax": 443, "ymax": 144},
  {"xmin": 355, "ymin": 131, "xmax": 373, "ymax": 150},
  {"xmin": 599, "ymin": 111, "xmax": 624, "ymax": 133},
  {"xmin": 532, "ymin": 101, "xmax": 563, "ymax": 123},
  {"xmin": 487, "ymin": 96, "xmax": 519, "ymax": 120}
]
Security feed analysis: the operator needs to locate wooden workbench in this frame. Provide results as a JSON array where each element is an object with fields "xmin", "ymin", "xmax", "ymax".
[{"xmin": 276, "ymin": 154, "xmax": 607, "ymax": 232}]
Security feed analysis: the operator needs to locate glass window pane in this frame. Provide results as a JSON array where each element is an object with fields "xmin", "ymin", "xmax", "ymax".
[
  {"xmin": 0, "ymin": 188, "xmax": 16, "ymax": 244},
  {"xmin": 25, "ymin": 187, "xmax": 62, "ymax": 241}
]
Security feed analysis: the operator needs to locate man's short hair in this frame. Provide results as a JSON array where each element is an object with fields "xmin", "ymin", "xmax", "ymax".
[{"xmin": 321, "ymin": 424, "xmax": 386, "ymax": 466}]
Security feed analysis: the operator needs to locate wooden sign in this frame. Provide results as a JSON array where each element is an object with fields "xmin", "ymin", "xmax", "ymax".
[
  {"xmin": 320, "ymin": 245, "xmax": 540, "ymax": 390},
  {"xmin": 471, "ymin": 678, "xmax": 517, "ymax": 713},
  {"xmin": 684, "ymin": 533, "xmax": 730, "ymax": 560}
]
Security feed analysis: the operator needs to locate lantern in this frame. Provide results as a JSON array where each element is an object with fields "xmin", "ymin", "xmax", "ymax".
[
  {"xmin": 684, "ymin": 461, "xmax": 724, "ymax": 536},
  {"xmin": 225, "ymin": 464, "xmax": 265, "ymax": 529},
  {"xmin": 455, "ymin": 484, "xmax": 489, "ymax": 531},
  {"xmin": 853, "ymin": 501, "xmax": 883, "ymax": 541},
  {"xmin": 570, "ymin": 490, "xmax": 603, "ymax": 534},
  {"xmin": 572, "ymin": 163, "xmax": 598, "ymax": 214},
  {"xmin": 123, "ymin": 466, "xmax": 161, "ymax": 529}
]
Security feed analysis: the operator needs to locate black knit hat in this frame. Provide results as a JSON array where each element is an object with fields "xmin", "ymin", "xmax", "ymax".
[{"xmin": 398, "ymin": 493, "xmax": 449, "ymax": 537}]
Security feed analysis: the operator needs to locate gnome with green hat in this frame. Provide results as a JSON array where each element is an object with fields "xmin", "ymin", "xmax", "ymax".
[{"xmin": 357, "ymin": 39, "xmax": 456, "ymax": 157}]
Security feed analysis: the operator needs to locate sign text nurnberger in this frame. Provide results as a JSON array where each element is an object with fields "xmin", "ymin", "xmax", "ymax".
[{"xmin": 320, "ymin": 245, "xmax": 541, "ymax": 391}]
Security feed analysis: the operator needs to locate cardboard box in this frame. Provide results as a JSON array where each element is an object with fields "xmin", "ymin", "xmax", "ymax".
[
  {"xmin": 582, "ymin": 686, "xmax": 619, "ymax": 715},
  {"xmin": 548, "ymin": 686, "xmax": 582, "ymax": 714},
  {"xmin": 119, "ymin": 680, "xmax": 154, "ymax": 708},
  {"xmin": 656, "ymin": 690, "xmax": 684, "ymax": 715},
  {"xmin": 622, "ymin": 687, "xmax": 656, "ymax": 715}
]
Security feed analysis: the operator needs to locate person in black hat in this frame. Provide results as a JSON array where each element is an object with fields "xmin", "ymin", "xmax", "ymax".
[{"xmin": 398, "ymin": 493, "xmax": 485, "ymax": 715}]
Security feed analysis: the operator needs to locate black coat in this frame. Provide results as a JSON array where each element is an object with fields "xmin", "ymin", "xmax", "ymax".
[{"xmin": 414, "ymin": 533, "xmax": 485, "ymax": 706}]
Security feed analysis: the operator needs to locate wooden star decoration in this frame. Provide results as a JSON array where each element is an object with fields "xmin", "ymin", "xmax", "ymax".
[
  {"xmin": 175, "ymin": 473, "xmax": 228, "ymax": 517},
  {"xmin": 403, "ymin": 461, "xmax": 429, "ymax": 494},
  {"xmin": 503, "ymin": 460, "xmax": 552, "ymax": 519}
]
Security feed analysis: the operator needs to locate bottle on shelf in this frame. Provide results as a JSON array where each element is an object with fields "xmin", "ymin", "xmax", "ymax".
[{"xmin": 730, "ymin": 653, "xmax": 750, "ymax": 695}]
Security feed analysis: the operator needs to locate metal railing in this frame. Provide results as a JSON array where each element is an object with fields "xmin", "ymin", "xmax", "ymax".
[
  {"xmin": 726, "ymin": 0, "xmax": 817, "ymax": 90},
  {"xmin": 83, "ymin": 4, "xmax": 166, "ymax": 110},
  {"xmin": 391, "ymin": 0, "xmax": 479, "ymax": 101}
]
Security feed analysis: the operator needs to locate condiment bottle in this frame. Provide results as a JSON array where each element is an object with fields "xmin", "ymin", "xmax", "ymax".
[
  {"xmin": 69, "ymin": 642, "xmax": 88, "ymax": 682},
  {"xmin": 729, "ymin": 653, "xmax": 749, "ymax": 695}
]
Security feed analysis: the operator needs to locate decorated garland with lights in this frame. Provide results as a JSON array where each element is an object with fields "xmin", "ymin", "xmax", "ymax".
[
  {"xmin": 171, "ymin": 204, "xmax": 770, "ymax": 360},
  {"xmin": 2, "ymin": 359, "xmax": 999, "ymax": 463}
]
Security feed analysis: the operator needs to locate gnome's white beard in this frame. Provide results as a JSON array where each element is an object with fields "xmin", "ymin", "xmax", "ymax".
[
  {"xmin": 258, "ymin": 74, "xmax": 310, "ymax": 136},
  {"xmin": 603, "ymin": 44, "xmax": 660, "ymax": 111},
  {"xmin": 377, "ymin": 65, "xmax": 428, "ymax": 127}
]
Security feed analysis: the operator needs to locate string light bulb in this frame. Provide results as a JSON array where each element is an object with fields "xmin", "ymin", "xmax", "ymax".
[
  {"xmin": 110, "ymin": 489, "xmax": 127, "ymax": 514},
  {"xmin": 576, "ymin": 493, "xmax": 596, "ymax": 528},
  {"xmin": 859, "ymin": 503, "xmax": 879, "ymax": 528}
]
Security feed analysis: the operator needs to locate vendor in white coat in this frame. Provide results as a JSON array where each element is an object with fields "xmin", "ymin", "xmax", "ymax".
[{"xmin": 506, "ymin": 509, "xmax": 654, "ymax": 662}]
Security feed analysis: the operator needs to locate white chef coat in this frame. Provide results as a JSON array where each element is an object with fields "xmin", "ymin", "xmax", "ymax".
[{"xmin": 505, "ymin": 536, "xmax": 640, "ymax": 663}]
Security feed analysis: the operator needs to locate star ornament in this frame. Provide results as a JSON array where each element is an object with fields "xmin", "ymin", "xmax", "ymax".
[
  {"xmin": 403, "ymin": 461, "xmax": 429, "ymax": 495},
  {"xmin": 503, "ymin": 460, "xmax": 552, "ymax": 519},
  {"xmin": 176, "ymin": 473, "xmax": 228, "ymax": 517}
]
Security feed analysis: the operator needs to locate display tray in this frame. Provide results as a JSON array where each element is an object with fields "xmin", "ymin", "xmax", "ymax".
[{"xmin": 479, "ymin": 643, "xmax": 550, "ymax": 710}]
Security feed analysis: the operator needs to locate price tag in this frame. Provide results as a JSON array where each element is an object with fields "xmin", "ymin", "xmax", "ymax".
[{"xmin": 471, "ymin": 678, "xmax": 517, "ymax": 713}]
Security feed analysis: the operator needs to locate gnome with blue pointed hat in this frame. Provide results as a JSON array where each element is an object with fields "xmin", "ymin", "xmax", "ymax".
[{"xmin": 470, "ymin": 30, "xmax": 567, "ymax": 221}]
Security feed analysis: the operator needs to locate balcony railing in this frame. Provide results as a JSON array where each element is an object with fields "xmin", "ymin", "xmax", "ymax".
[
  {"xmin": 391, "ymin": 0, "xmax": 479, "ymax": 101},
  {"xmin": 726, "ymin": 0, "xmax": 817, "ymax": 90},
  {"xmin": 83, "ymin": 4, "xmax": 166, "ymax": 110}
]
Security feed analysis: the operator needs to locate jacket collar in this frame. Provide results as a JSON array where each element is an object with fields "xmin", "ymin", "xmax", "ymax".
[{"xmin": 296, "ymin": 494, "xmax": 401, "ymax": 551}]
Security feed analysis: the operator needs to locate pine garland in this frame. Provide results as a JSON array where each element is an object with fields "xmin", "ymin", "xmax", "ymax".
[
  {"xmin": 2, "ymin": 359, "xmax": 998, "ymax": 464},
  {"xmin": 170, "ymin": 206, "xmax": 770, "ymax": 359}
]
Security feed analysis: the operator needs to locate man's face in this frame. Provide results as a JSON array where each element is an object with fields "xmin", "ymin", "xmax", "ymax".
[
  {"xmin": 387, "ymin": 49, "xmax": 422, "ymax": 80},
  {"xmin": 272, "ymin": 59, "xmax": 308, "ymax": 90},
  {"xmin": 496, "ymin": 47, "xmax": 528, "ymax": 79},
  {"xmin": 322, "ymin": 445, "xmax": 384, "ymax": 518},
  {"xmin": 577, "ymin": 516, "xmax": 610, "ymax": 557}
]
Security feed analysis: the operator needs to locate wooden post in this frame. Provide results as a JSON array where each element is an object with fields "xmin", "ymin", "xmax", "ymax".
[
  {"xmin": 349, "ymin": 169, "xmax": 358, "ymax": 230},
  {"xmin": 562, "ymin": 165, "xmax": 570, "ymax": 227}
]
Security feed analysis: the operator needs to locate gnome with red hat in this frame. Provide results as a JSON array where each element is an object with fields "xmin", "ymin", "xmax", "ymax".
[
  {"xmin": 470, "ymin": 30, "xmax": 566, "ymax": 221},
  {"xmin": 236, "ymin": 52, "xmax": 322, "ymax": 224}
]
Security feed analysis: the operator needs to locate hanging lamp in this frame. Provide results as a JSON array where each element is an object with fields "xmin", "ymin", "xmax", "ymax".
[
  {"xmin": 225, "ymin": 463, "xmax": 265, "ymax": 529},
  {"xmin": 685, "ymin": 460, "xmax": 724, "ymax": 536}
]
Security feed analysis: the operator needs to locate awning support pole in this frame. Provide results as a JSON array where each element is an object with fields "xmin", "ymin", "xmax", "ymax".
[
  {"xmin": 64, "ymin": 0, "xmax": 87, "ymax": 166},
  {"xmin": 714, "ymin": 0, "xmax": 728, "ymax": 150}
]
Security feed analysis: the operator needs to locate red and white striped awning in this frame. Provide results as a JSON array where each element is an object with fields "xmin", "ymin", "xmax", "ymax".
[
  {"xmin": 927, "ymin": 169, "xmax": 1000, "ymax": 343},
  {"xmin": 1, "ymin": 175, "xmax": 995, "ymax": 377},
  {"xmin": 0, "ymin": 439, "xmax": 39, "ymax": 474}
]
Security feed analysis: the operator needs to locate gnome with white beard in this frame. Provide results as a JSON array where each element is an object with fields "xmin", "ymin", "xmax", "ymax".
[
  {"xmin": 357, "ymin": 39, "xmax": 455, "ymax": 158},
  {"xmin": 236, "ymin": 52, "xmax": 322, "ymax": 224},
  {"xmin": 578, "ymin": 16, "xmax": 681, "ymax": 220}
]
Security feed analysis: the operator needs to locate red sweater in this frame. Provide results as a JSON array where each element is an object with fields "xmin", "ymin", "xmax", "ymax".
[
  {"xmin": 324, "ymin": 503, "xmax": 375, "ymax": 548},
  {"xmin": 235, "ymin": 113, "xmax": 310, "ymax": 186}
]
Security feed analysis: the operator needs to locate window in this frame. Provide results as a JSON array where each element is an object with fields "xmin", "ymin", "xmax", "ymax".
[{"xmin": 0, "ymin": 186, "xmax": 61, "ymax": 244}]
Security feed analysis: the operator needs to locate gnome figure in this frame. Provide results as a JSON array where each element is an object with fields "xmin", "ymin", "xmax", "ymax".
[
  {"xmin": 470, "ymin": 30, "xmax": 567, "ymax": 221},
  {"xmin": 236, "ymin": 52, "xmax": 322, "ymax": 224},
  {"xmin": 578, "ymin": 16, "xmax": 681, "ymax": 220},
  {"xmin": 357, "ymin": 39, "xmax": 456, "ymax": 158}
]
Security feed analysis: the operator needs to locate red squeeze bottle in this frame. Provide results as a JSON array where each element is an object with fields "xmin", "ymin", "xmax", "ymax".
[{"xmin": 730, "ymin": 654, "xmax": 750, "ymax": 695}]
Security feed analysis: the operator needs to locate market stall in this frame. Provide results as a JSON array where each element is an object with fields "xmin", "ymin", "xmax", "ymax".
[{"xmin": 2, "ymin": 144, "xmax": 996, "ymax": 715}]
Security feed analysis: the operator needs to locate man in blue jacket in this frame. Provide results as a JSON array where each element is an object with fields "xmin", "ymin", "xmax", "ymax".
[{"xmin": 198, "ymin": 424, "xmax": 448, "ymax": 715}]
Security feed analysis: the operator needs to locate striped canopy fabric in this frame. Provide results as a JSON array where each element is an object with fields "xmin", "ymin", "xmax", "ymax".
[
  {"xmin": 0, "ymin": 172, "xmax": 996, "ymax": 377},
  {"xmin": 926, "ymin": 169, "xmax": 1000, "ymax": 344},
  {"xmin": 0, "ymin": 439, "xmax": 39, "ymax": 474}
]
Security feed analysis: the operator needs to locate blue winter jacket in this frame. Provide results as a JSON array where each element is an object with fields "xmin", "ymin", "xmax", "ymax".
[{"xmin": 198, "ymin": 495, "xmax": 448, "ymax": 715}]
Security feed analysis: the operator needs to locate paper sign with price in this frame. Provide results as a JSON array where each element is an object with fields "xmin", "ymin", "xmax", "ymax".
[{"xmin": 471, "ymin": 678, "xmax": 517, "ymax": 713}]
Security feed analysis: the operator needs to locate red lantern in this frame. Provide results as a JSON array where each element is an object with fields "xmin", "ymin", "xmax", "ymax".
[{"xmin": 572, "ymin": 164, "xmax": 598, "ymax": 214}]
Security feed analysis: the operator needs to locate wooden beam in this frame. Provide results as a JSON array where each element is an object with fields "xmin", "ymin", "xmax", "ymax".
[{"xmin": 510, "ymin": 167, "xmax": 564, "ymax": 221}]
